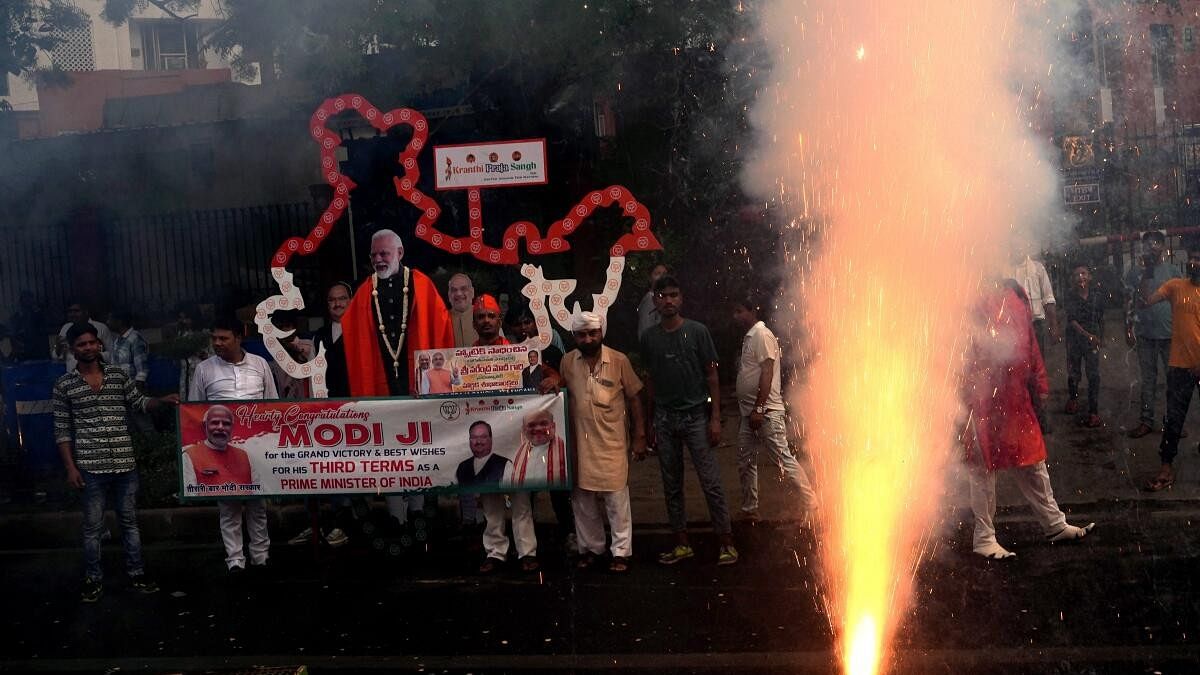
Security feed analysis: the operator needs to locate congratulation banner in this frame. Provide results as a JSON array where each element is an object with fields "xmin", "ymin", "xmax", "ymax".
[
  {"xmin": 434, "ymin": 138, "xmax": 548, "ymax": 190},
  {"xmin": 177, "ymin": 393, "xmax": 569, "ymax": 500},
  {"xmin": 414, "ymin": 344, "xmax": 546, "ymax": 394}
]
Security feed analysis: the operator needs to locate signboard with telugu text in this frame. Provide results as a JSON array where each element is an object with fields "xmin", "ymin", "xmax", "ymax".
[{"xmin": 413, "ymin": 344, "xmax": 545, "ymax": 395}]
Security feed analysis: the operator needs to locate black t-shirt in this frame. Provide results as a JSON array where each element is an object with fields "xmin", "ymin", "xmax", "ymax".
[{"xmin": 1064, "ymin": 288, "xmax": 1105, "ymax": 344}]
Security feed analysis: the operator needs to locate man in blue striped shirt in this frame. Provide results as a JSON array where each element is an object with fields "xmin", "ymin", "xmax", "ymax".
[{"xmin": 54, "ymin": 322, "xmax": 178, "ymax": 602}]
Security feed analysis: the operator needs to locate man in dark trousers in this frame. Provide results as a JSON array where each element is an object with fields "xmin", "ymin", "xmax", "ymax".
[
  {"xmin": 640, "ymin": 275, "xmax": 738, "ymax": 566},
  {"xmin": 1142, "ymin": 248, "xmax": 1200, "ymax": 491}
]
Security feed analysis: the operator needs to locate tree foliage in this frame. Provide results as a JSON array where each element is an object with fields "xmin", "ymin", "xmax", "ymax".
[{"xmin": 1, "ymin": 0, "xmax": 86, "ymax": 78}]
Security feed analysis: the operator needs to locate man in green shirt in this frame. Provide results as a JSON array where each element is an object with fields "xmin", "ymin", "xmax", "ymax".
[{"xmin": 640, "ymin": 275, "xmax": 737, "ymax": 566}]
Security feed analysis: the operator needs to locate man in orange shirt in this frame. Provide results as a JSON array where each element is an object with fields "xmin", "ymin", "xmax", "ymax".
[
  {"xmin": 182, "ymin": 405, "xmax": 257, "ymax": 494},
  {"xmin": 1142, "ymin": 248, "xmax": 1200, "ymax": 491}
]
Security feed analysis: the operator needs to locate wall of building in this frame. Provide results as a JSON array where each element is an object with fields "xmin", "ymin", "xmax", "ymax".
[
  {"xmin": 1091, "ymin": 0, "xmax": 1200, "ymax": 129},
  {"xmin": 0, "ymin": 0, "xmax": 237, "ymax": 114}
]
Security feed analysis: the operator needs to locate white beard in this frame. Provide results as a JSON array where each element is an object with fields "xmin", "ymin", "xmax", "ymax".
[{"xmin": 377, "ymin": 260, "xmax": 400, "ymax": 279}]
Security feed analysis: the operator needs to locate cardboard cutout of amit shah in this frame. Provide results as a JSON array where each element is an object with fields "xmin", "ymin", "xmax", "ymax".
[{"xmin": 342, "ymin": 229, "xmax": 454, "ymax": 396}]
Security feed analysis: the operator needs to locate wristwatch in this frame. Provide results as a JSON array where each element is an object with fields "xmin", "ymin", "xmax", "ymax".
[{"xmin": 754, "ymin": 405, "xmax": 767, "ymax": 415}]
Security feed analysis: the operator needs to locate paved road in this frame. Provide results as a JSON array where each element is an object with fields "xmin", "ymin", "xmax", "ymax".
[
  {"xmin": 3, "ymin": 498, "xmax": 1197, "ymax": 674},
  {"xmin": 4, "ymin": 314, "xmax": 1200, "ymax": 673}
]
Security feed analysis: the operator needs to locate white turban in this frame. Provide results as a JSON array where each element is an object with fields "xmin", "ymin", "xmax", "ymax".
[{"xmin": 571, "ymin": 311, "xmax": 604, "ymax": 333}]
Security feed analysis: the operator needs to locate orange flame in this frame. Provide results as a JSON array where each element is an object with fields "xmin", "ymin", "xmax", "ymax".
[{"xmin": 747, "ymin": 2, "xmax": 1062, "ymax": 673}]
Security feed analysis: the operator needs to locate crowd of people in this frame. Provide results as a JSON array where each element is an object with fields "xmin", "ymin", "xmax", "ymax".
[{"xmin": 42, "ymin": 227, "xmax": 1197, "ymax": 602}]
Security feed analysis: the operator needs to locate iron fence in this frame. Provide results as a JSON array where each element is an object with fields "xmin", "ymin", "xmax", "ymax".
[{"xmin": 1, "ymin": 202, "xmax": 321, "ymax": 331}]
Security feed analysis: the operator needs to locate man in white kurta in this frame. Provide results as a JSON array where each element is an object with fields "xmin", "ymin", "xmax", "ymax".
[
  {"xmin": 559, "ymin": 312, "xmax": 647, "ymax": 569},
  {"xmin": 189, "ymin": 318, "xmax": 279, "ymax": 574}
]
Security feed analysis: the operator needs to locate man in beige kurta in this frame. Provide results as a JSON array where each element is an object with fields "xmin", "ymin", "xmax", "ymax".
[{"xmin": 559, "ymin": 312, "xmax": 646, "ymax": 571}]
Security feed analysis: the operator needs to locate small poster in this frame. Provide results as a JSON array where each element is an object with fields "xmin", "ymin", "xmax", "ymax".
[{"xmin": 434, "ymin": 139, "xmax": 548, "ymax": 190}]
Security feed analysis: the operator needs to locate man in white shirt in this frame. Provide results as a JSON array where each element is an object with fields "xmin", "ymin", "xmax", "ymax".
[
  {"xmin": 732, "ymin": 298, "xmax": 817, "ymax": 523},
  {"xmin": 54, "ymin": 301, "xmax": 113, "ymax": 371},
  {"xmin": 1007, "ymin": 249, "xmax": 1061, "ymax": 434},
  {"xmin": 1007, "ymin": 249, "xmax": 1061, "ymax": 356},
  {"xmin": 188, "ymin": 316, "xmax": 279, "ymax": 577}
]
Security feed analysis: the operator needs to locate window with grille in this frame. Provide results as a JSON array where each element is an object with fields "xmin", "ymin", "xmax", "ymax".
[
  {"xmin": 50, "ymin": 24, "xmax": 97, "ymax": 71},
  {"xmin": 1150, "ymin": 24, "xmax": 1175, "ymax": 85},
  {"xmin": 137, "ymin": 21, "xmax": 204, "ymax": 71}
]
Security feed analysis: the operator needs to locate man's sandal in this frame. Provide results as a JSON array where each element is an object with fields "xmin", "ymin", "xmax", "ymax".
[
  {"xmin": 609, "ymin": 556, "xmax": 631, "ymax": 573},
  {"xmin": 519, "ymin": 555, "xmax": 540, "ymax": 572},
  {"xmin": 1144, "ymin": 475, "xmax": 1175, "ymax": 492},
  {"xmin": 1047, "ymin": 523, "xmax": 1096, "ymax": 542}
]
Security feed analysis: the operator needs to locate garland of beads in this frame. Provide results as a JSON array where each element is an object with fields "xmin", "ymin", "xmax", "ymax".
[{"xmin": 371, "ymin": 267, "xmax": 410, "ymax": 378}]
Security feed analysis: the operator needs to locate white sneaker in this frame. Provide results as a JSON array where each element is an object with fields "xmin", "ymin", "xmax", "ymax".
[
  {"xmin": 288, "ymin": 527, "xmax": 316, "ymax": 546},
  {"xmin": 325, "ymin": 528, "xmax": 349, "ymax": 548}
]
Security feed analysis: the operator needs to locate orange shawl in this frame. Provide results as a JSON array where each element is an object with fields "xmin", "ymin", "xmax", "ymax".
[{"xmin": 343, "ymin": 268, "xmax": 453, "ymax": 397}]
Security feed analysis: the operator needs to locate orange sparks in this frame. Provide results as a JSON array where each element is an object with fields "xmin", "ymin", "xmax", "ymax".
[{"xmin": 747, "ymin": 1, "xmax": 1062, "ymax": 673}]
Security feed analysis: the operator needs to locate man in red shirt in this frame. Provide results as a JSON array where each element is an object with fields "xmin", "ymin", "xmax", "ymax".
[{"xmin": 963, "ymin": 281, "xmax": 1095, "ymax": 559}]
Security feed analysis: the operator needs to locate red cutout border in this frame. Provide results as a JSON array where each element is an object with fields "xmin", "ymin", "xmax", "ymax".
[{"xmin": 271, "ymin": 93, "xmax": 661, "ymax": 269}]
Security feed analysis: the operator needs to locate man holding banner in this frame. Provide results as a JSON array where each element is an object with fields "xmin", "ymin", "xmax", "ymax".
[
  {"xmin": 189, "ymin": 316, "xmax": 279, "ymax": 577},
  {"xmin": 559, "ymin": 312, "xmax": 646, "ymax": 573}
]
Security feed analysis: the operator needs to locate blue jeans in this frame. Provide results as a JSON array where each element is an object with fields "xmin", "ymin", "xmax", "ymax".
[
  {"xmin": 81, "ymin": 469, "xmax": 146, "ymax": 582},
  {"xmin": 654, "ymin": 406, "xmax": 731, "ymax": 535},
  {"xmin": 1137, "ymin": 337, "xmax": 1171, "ymax": 425}
]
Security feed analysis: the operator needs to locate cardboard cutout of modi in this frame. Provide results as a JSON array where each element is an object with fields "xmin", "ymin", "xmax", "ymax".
[{"xmin": 255, "ymin": 94, "xmax": 661, "ymax": 398}]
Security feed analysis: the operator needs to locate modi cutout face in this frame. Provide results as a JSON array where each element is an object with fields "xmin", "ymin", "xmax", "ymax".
[
  {"xmin": 204, "ymin": 406, "xmax": 234, "ymax": 450},
  {"xmin": 370, "ymin": 230, "xmax": 403, "ymax": 279},
  {"xmin": 523, "ymin": 410, "xmax": 556, "ymax": 446}
]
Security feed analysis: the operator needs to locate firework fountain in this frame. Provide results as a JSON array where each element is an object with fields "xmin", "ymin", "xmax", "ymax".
[{"xmin": 746, "ymin": 1, "xmax": 1068, "ymax": 673}]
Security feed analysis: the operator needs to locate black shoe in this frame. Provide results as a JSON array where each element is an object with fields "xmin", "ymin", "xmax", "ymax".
[
  {"xmin": 80, "ymin": 578, "xmax": 103, "ymax": 603},
  {"xmin": 130, "ymin": 575, "xmax": 159, "ymax": 594}
]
